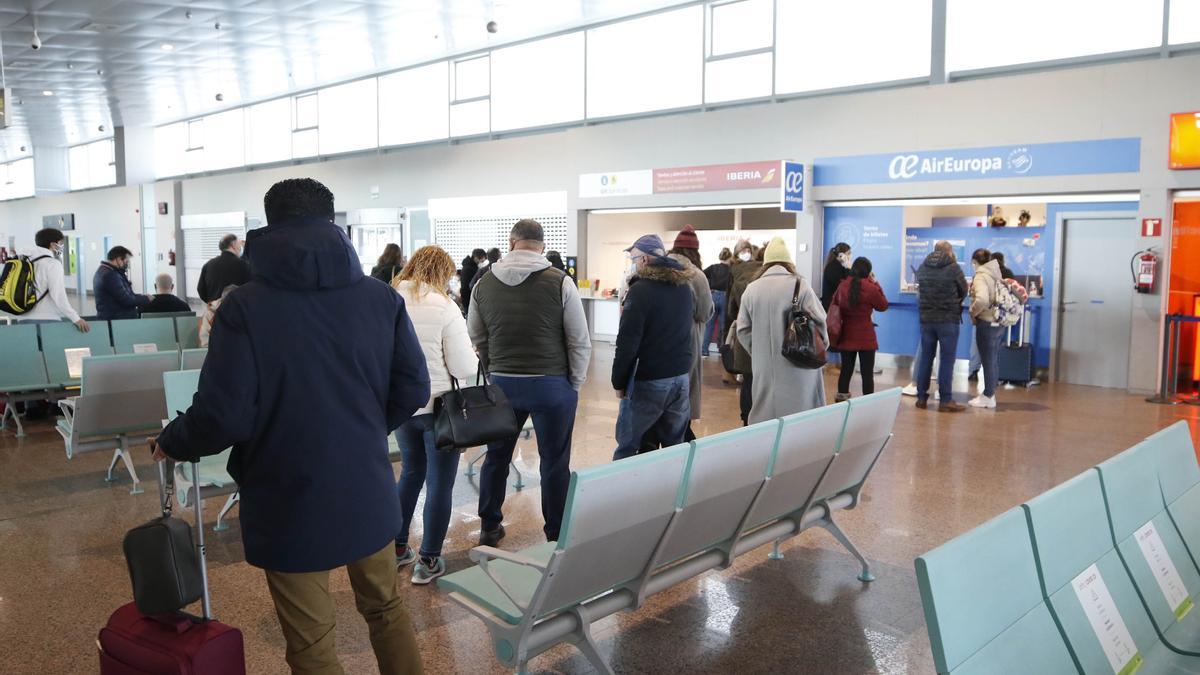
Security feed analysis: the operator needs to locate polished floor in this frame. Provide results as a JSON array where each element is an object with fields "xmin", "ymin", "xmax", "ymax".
[{"xmin": 1, "ymin": 345, "xmax": 1197, "ymax": 674}]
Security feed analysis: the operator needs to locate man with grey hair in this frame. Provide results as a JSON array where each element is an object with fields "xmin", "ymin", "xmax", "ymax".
[
  {"xmin": 197, "ymin": 233, "xmax": 251, "ymax": 303},
  {"xmin": 913, "ymin": 240, "xmax": 968, "ymax": 412},
  {"xmin": 140, "ymin": 273, "xmax": 192, "ymax": 314},
  {"xmin": 468, "ymin": 218, "xmax": 591, "ymax": 546}
]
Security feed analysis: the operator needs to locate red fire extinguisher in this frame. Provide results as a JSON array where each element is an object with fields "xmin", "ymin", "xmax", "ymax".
[{"xmin": 1132, "ymin": 249, "xmax": 1158, "ymax": 294}]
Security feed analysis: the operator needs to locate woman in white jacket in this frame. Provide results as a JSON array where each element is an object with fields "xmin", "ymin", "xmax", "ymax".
[{"xmin": 392, "ymin": 246, "xmax": 478, "ymax": 585}]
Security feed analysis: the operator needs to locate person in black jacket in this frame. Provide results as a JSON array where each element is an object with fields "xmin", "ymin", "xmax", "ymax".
[
  {"xmin": 140, "ymin": 274, "xmax": 192, "ymax": 315},
  {"xmin": 370, "ymin": 243, "xmax": 404, "ymax": 284},
  {"xmin": 93, "ymin": 246, "xmax": 150, "ymax": 320},
  {"xmin": 820, "ymin": 242, "xmax": 852, "ymax": 310},
  {"xmin": 469, "ymin": 247, "xmax": 502, "ymax": 289},
  {"xmin": 151, "ymin": 178, "xmax": 430, "ymax": 674},
  {"xmin": 913, "ymin": 241, "xmax": 968, "ymax": 412},
  {"xmin": 197, "ymin": 234, "xmax": 252, "ymax": 303},
  {"xmin": 459, "ymin": 249, "xmax": 484, "ymax": 315},
  {"xmin": 612, "ymin": 234, "xmax": 694, "ymax": 461},
  {"xmin": 702, "ymin": 247, "xmax": 732, "ymax": 357}
]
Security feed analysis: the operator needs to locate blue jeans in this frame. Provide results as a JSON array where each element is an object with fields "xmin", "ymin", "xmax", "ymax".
[
  {"xmin": 704, "ymin": 290, "xmax": 727, "ymax": 356},
  {"xmin": 969, "ymin": 334, "xmax": 981, "ymax": 375},
  {"xmin": 916, "ymin": 322, "xmax": 960, "ymax": 403},
  {"xmin": 613, "ymin": 374, "xmax": 691, "ymax": 461},
  {"xmin": 975, "ymin": 321, "xmax": 1004, "ymax": 398},
  {"xmin": 395, "ymin": 414, "xmax": 458, "ymax": 558},
  {"xmin": 479, "ymin": 375, "xmax": 578, "ymax": 541}
]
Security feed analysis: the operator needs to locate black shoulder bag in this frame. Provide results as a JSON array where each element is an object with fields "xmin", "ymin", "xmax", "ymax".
[
  {"xmin": 781, "ymin": 279, "xmax": 827, "ymax": 369},
  {"xmin": 433, "ymin": 365, "xmax": 521, "ymax": 453},
  {"xmin": 122, "ymin": 461, "xmax": 205, "ymax": 616}
]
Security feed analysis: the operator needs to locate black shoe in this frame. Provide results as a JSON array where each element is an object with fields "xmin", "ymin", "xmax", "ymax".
[
  {"xmin": 967, "ymin": 371, "xmax": 979, "ymax": 382},
  {"xmin": 478, "ymin": 524, "xmax": 506, "ymax": 547}
]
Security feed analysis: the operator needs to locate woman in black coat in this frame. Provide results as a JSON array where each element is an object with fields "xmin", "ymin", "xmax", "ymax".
[{"xmin": 821, "ymin": 242, "xmax": 852, "ymax": 310}]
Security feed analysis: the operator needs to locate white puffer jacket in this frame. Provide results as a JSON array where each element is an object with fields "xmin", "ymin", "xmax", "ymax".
[{"xmin": 396, "ymin": 280, "xmax": 479, "ymax": 415}]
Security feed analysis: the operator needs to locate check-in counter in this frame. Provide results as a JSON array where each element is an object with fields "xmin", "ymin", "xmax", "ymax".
[{"xmin": 580, "ymin": 296, "xmax": 620, "ymax": 344}]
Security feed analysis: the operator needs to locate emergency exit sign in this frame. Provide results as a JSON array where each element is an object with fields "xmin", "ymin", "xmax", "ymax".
[{"xmin": 1142, "ymin": 218, "xmax": 1162, "ymax": 237}]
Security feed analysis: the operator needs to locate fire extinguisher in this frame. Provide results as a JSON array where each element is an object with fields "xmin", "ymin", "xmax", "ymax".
[
  {"xmin": 168, "ymin": 249, "xmax": 176, "ymax": 266},
  {"xmin": 1131, "ymin": 248, "xmax": 1158, "ymax": 294}
]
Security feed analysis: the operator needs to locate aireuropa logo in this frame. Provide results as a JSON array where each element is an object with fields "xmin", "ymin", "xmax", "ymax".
[
  {"xmin": 1007, "ymin": 147, "xmax": 1033, "ymax": 174},
  {"xmin": 785, "ymin": 169, "xmax": 804, "ymax": 194},
  {"xmin": 887, "ymin": 152, "xmax": 1005, "ymax": 180}
]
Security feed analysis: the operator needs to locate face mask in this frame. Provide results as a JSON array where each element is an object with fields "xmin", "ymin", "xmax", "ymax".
[
  {"xmin": 838, "ymin": 252, "xmax": 852, "ymax": 268},
  {"xmin": 738, "ymin": 251, "xmax": 752, "ymax": 262}
]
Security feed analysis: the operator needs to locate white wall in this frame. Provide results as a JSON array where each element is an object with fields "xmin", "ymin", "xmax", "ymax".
[{"xmin": 1, "ymin": 53, "xmax": 1199, "ymax": 390}]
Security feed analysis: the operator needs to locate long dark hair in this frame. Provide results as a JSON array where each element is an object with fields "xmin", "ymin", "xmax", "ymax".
[
  {"xmin": 377, "ymin": 243, "xmax": 403, "ymax": 268},
  {"xmin": 848, "ymin": 257, "xmax": 872, "ymax": 307},
  {"xmin": 825, "ymin": 242, "xmax": 851, "ymax": 268},
  {"xmin": 669, "ymin": 247, "xmax": 702, "ymax": 270}
]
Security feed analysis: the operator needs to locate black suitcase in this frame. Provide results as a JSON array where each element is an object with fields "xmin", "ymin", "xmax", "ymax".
[{"xmin": 998, "ymin": 307, "xmax": 1036, "ymax": 385}]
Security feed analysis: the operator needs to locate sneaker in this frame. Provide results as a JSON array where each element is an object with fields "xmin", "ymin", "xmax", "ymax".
[
  {"xmin": 395, "ymin": 543, "xmax": 416, "ymax": 568},
  {"xmin": 915, "ymin": 398, "xmax": 928, "ymax": 410},
  {"xmin": 411, "ymin": 557, "xmax": 446, "ymax": 585},
  {"xmin": 478, "ymin": 524, "xmax": 506, "ymax": 548},
  {"xmin": 938, "ymin": 401, "xmax": 966, "ymax": 413},
  {"xmin": 834, "ymin": 393, "xmax": 851, "ymax": 403},
  {"xmin": 901, "ymin": 383, "xmax": 919, "ymax": 397},
  {"xmin": 968, "ymin": 395, "xmax": 997, "ymax": 409}
]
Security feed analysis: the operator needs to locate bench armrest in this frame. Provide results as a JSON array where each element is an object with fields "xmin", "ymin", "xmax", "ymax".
[{"xmin": 469, "ymin": 545, "xmax": 549, "ymax": 570}]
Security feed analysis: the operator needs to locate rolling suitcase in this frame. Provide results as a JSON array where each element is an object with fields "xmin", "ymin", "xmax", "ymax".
[
  {"xmin": 998, "ymin": 306, "xmax": 1036, "ymax": 386},
  {"xmin": 99, "ymin": 460, "xmax": 246, "ymax": 674}
]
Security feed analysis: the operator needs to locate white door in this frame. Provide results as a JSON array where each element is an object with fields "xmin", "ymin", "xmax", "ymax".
[{"xmin": 1056, "ymin": 217, "xmax": 1139, "ymax": 388}]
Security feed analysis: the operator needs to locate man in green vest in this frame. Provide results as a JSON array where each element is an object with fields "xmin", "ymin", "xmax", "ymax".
[{"xmin": 468, "ymin": 219, "xmax": 592, "ymax": 546}]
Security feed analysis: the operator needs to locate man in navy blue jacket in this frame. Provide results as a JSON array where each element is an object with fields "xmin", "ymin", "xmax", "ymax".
[
  {"xmin": 611, "ymin": 234, "xmax": 694, "ymax": 461},
  {"xmin": 152, "ymin": 178, "xmax": 430, "ymax": 674},
  {"xmin": 93, "ymin": 246, "xmax": 150, "ymax": 320}
]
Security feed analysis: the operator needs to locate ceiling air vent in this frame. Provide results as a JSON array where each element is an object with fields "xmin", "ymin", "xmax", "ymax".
[{"xmin": 74, "ymin": 21, "xmax": 129, "ymax": 33}]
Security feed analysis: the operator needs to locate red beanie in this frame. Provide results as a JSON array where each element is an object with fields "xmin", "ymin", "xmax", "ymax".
[{"xmin": 673, "ymin": 225, "xmax": 700, "ymax": 250}]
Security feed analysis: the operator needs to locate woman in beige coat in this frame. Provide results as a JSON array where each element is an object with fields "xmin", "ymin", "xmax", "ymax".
[
  {"xmin": 667, "ymin": 226, "xmax": 713, "ymax": 437},
  {"xmin": 736, "ymin": 237, "xmax": 827, "ymax": 424}
]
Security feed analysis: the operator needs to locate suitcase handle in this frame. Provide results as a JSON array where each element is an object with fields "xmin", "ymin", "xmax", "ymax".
[{"xmin": 156, "ymin": 458, "xmax": 213, "ymax": 621}]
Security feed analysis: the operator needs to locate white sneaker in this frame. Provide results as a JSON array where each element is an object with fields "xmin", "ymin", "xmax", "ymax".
[
  {"xmin": 968, "ymin": 395, "xmax": 997, "ymax": 409},
  {"xmin": 901, "ymin": 383, "xmax": 919, "ymax": 397}
]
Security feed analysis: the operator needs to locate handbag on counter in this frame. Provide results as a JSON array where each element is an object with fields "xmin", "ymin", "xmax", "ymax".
[{"xmin": 433, "ymin": 365, "xmax": 521, "ymax": 453}]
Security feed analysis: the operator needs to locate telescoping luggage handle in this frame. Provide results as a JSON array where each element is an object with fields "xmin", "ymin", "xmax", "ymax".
[{"xmin": 156, "ymin": 458, "xmax": 213, "ymax": 621}]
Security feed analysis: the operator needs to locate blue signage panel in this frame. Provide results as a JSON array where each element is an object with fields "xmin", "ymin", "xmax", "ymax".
[
  {"xmin": 780, "ymin": 160, "xmax": 805, "ymax": 213},
  {"xmin": 813, "ymin": 137, "xmax": 1140, "ymax": 186}
]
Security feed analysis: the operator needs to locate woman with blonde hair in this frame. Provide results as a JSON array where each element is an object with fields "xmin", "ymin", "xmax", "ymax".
[{"xmin": 391, "ymin": 246, "xmax": 478, "ymax": 584}]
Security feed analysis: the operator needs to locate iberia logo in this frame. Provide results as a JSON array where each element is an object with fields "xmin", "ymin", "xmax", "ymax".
[{"xmin": 761, "ymin": 168, "xmax": 776, "ymax": 184}]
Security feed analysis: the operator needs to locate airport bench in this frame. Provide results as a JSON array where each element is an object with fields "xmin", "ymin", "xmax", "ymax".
[
  {"xmin": 56, "ymin": 352, "xmax": 177, "ymax": 494},
  {"xmin": 163, "ymin": 369, "xmax": 238, "ymax": 532},
  {"xmin": 0, "ymin": 324, "xmax": 57, "ymax": 437},
  {"xmin": 917, "ymin": 421, "xmax": 1200, "ymax": 674},
  {"xmin": 438, "ymin": 388, "xmax": 900, "ymax": 673}
]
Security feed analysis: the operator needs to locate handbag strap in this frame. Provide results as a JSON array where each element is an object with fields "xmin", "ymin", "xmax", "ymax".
[{"xmin": 791, "ymin": 278, "xmax": 802, "ymax": 308}]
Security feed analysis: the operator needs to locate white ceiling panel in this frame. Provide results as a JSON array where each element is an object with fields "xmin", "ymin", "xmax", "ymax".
[{"xmin": 0, "ymin": 0, "xmax": 692, "ymax": 161}]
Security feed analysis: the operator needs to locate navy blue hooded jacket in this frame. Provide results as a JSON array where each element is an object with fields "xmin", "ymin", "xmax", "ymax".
[
  {"xmin": 94, "ymin": 261, "xmax": 150, "ymax": 320},
  {"xmin": 157, "ymin": 216, "xmax": 430, "ymax": 573}
]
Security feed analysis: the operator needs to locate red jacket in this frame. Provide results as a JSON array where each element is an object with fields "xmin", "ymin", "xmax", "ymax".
[{"xmin": 833, "ymin": 277, "xmax": 889, "ymax": 351}]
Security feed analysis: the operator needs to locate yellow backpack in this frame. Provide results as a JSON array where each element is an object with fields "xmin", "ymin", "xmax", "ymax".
[{"xmin": 0, "ymin": 254, "xmax": 50, "ymax": 315}]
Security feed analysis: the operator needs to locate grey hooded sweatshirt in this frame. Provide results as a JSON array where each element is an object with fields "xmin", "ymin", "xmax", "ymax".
[{"xmin": 467, "ymin": 249, "xmax": 592, "ymax": 390}]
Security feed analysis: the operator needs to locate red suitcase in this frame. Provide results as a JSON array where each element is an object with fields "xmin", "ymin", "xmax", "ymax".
[{"xmin": 99, "ymin": 460, "xmax": 246, "ymax": 674}]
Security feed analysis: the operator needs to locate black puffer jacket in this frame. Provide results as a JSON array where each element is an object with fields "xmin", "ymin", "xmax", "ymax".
[{"xmin": 915, "ymin": 249, "xmax": 968, "ymax": 324}]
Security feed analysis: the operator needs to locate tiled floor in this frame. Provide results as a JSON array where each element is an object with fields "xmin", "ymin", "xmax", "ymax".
[{"xmin": 2, "ymin": 344, "xmax": 1197, "ymax": 674}]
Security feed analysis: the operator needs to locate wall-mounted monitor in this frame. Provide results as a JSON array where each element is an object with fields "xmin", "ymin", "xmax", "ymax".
[
  {"xmin": 1170, "ymin": 111, "xmax": 1200, "ymax": 170},
  {"xmin": 42, "ymin": 213, "xmax": 75, "ymax": 231}
]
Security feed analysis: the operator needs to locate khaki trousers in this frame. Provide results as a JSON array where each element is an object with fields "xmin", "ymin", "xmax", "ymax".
[{"xmin": 264, "ymin": 542, "xmax": 423, "ymax": 675}]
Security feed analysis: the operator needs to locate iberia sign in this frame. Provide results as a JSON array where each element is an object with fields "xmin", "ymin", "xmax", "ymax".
[{"xmin": 580, "ymin": 161, "xmax": 782, "ymax": 198}]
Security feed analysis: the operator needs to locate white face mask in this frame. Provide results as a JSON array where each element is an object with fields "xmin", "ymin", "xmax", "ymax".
[
  {"xmin": 738, "ymin": 251, "xmax": 753, "ymax": 262},
  {"xmin": 838, "ymin": 252, "xmax": 852, "ymax": 268}
]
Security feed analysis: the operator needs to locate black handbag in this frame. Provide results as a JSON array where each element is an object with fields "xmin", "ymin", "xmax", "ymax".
[
  {"xmin": 433, "ymin": 366, "xmax": 521, "ymax": 453},
  {"xmin": 122, "ymin": 461, "xmax": 204, "ymax": 616},
  {"xmin": 781, "ymin": 279, "xmax": 828, "ymax": 369}
]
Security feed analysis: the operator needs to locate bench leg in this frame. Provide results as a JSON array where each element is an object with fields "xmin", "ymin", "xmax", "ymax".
[
  {"xmin": 105, "ymin": 449, "xmax": 122, "ymax": 482},
  {"xmin": 566, "ymin": 615, "xmax": 614, "ymax": 675},
  {"xmin": 819, "ymin": 516, "xmax": 874, "ymax": 582},
  {"xmin": 1, "ymin": 401, "xmax": 25, "ymax": 438},
  {"xmin": 215, "ymin": 492, "xmax": 239, "ymax": 532},
  {"xmin": 107, "ymin": 441, "xmax": 144, "ymax": 495},
  {"xmin": 465, "ymin": 447, "xmax": 485, "ymax": 478},
  {"xmin": 767, "ymin": 539, "xmax": 785, "ymax": 560}
]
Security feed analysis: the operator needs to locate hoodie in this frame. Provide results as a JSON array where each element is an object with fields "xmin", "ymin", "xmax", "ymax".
[
  {"xmin": 970, "ymin": 258, "xmax": 1003, "ymax": 323},
  {"xmin": 613, "ymin": 259, "xmax": 695, "ymax": 390},
  {"xmin": 467, "ymin": 249, "xmax": 592, "ymax": 390},
  {"xmin": 157, "ymin": 216, "xmax": 430, "ymax": 573},
  {"xmin": 915, "ymin": 249, "xmax": 969, "ymax": 325}
]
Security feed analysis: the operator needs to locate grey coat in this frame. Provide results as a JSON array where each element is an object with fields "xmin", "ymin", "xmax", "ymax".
[
  {"xmin": 670, "ymin": 254, "xmax": 714, "ymax": 420},
  {"xmin": 736, "ymin": 267, "xmax": 827, "ymax": 424}
]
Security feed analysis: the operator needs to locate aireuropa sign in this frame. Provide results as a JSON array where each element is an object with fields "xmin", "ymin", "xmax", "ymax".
[
  {"xmin": 813, "ymin": 138, "xmax": 1140, "ymax": 186},
  {"xmin": 780, "ymin": 161, "xmax": 804, "ymax": 213}
]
